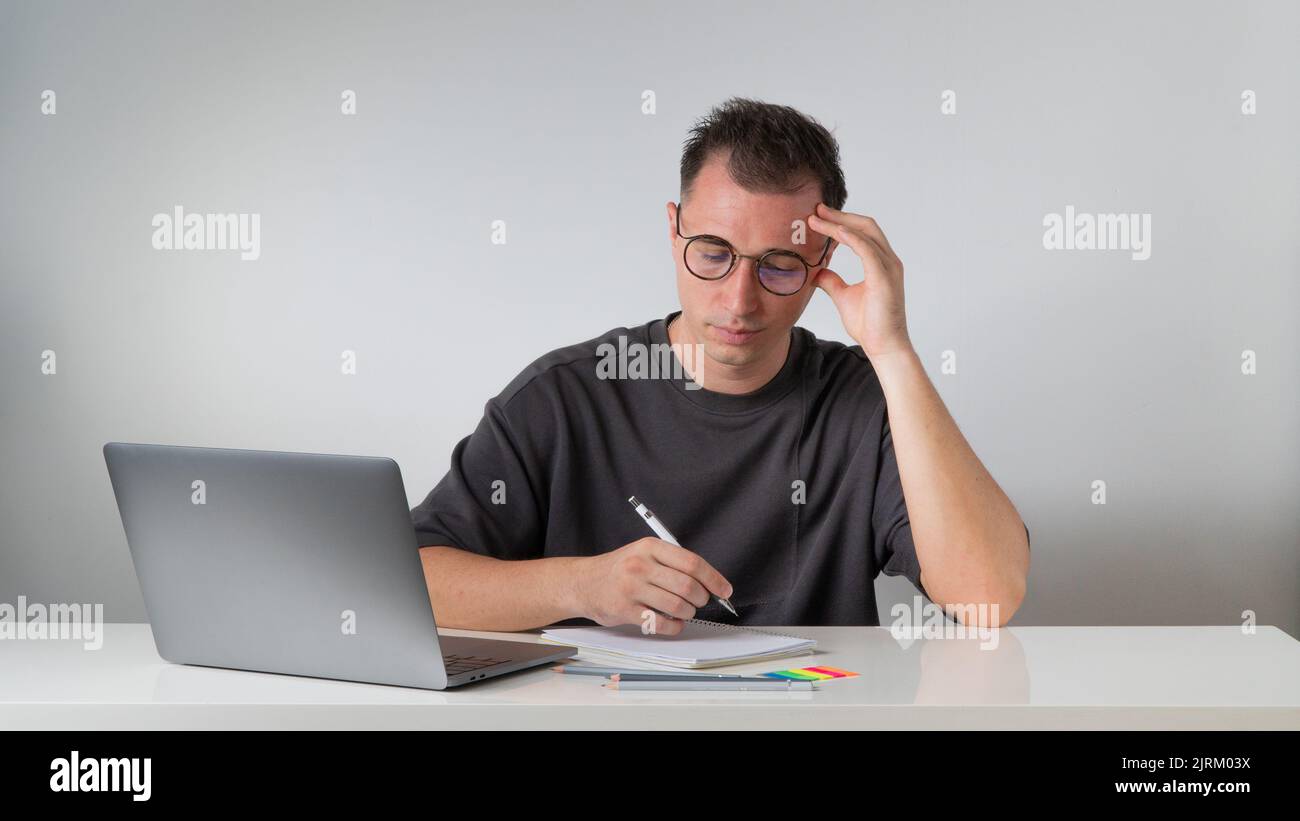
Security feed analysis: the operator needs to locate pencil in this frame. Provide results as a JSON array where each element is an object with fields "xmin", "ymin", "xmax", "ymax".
[
  {"xmin": 604, "ymin": 679, "xmax": 815, "ymax": 691},
  {"xmin": 551, "ymin": 665, "xmax": 749, "ymax": 678},
  {"xmin": 610, "ymin": 673, "xmax": 775, "ymax": 683}
]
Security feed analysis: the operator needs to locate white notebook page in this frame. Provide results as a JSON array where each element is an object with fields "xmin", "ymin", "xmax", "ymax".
[{"xmin": 540, "ymin": 619, "xmax": 816, "ymax": 668}]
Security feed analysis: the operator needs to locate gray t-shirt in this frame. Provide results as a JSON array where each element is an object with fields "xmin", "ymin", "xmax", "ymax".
[{"xmin": 412, "ymin": 310, "xmax": 1019, "ymax": 626}]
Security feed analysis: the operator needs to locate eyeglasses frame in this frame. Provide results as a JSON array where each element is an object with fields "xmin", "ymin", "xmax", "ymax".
[{"xmin": 674, "ymin": 200, "xmax": 835, "ymax": 296}]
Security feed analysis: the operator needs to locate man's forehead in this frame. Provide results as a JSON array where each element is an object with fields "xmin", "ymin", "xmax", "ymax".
[
  {"xmin": 684, "ymin": 191, "xmax": 828, "ymax": 248},
  {"xmin": 685, "ymin": 158, "xmax": 823, "ymax": 241}
]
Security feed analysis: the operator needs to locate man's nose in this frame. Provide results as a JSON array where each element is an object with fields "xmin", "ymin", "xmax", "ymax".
[{"xmin": 721, "ymin": 256, "xmax": 762, "ymax": 314}]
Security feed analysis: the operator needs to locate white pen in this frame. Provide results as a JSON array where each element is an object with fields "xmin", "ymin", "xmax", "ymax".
[{"xmin": 627, "ymin": 495, "xmax": 739, "ymax": 617}]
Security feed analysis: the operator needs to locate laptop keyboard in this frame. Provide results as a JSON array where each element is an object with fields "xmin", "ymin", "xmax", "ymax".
[{"xmin": 442, "ymin": 654, "xmax": 509, "ymax": 677}]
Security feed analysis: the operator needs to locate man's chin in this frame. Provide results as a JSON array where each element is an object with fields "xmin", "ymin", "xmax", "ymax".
[{"xmin": 703, "ymin": 340, "xmax": 762, "ymax": 368}]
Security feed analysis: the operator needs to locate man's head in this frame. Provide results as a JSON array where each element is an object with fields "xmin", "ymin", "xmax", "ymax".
[{"xmin": 668, "ymin": 97, "xmax": 846, "ymax": 375}]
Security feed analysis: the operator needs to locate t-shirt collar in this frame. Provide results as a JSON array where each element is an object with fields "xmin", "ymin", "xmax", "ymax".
[{"xmin": 646, "ymin": 310, "xmax": 805, "ymax": 414}]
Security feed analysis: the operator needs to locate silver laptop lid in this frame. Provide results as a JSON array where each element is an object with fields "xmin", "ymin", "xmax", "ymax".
[{"xmin": 103, "ymin": 443, "xmax": 448, "ymax": 689}]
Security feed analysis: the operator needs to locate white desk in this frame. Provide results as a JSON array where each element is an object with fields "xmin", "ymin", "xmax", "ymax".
[{"xmin": 3, "ymin": 624, "xmax": 1298, "ymax": 730}]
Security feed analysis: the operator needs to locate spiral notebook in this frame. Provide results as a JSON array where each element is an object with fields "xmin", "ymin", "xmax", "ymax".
[{"xmin": 538, "ymin": 618, "xmax": 816, "ymax": 670}]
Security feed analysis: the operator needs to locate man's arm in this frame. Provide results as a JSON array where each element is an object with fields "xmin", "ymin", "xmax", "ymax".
[
  {"xmin": 419, "ymin": 539, "xmax": 733, "ymax": 633},
  {"xmin": 419, "ymin": 546, "xmax": 585, "ymax": 631},
  {"xmin": 871, "ymin": 349, "xmax": 1030, "ymax": 624},
  {"xmin": 810, "ymin": 203, "xmax": 1030, "ymax": 625}
]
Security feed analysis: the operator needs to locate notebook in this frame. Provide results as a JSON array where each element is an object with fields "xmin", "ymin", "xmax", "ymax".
[{"xmin": 538, "ymin": 618, "xmax": 816, "ymax": 670}]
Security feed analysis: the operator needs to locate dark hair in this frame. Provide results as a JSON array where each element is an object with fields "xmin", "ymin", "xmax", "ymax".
[{"xmin": 679, "ymin": 97, "xmax": 847, "ymax": 210}]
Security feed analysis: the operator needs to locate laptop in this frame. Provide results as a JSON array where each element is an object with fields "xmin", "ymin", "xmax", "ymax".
[{"xmin": 102, "ymin": 442, "xmax": 575, "ymax": 689}]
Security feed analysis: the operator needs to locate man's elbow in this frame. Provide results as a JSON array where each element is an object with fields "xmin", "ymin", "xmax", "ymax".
[
  {"xmin": 990, "ymin": 546, "xmax": 1030, "ymax": 624},
  {"xmin": 998, "ymin": 526, "xmax": 1031, "ymax": 623},
  {"xmin": 982, "ymin": 547, "xmax": 1029, "ymax": 626},
  {"xmin": 924, "ymin": 562, "xmax": 1027, "ymax": 627},
  {"xmin": 992, "ymin": 575, "xmax": 1026, "ymax": 626}
]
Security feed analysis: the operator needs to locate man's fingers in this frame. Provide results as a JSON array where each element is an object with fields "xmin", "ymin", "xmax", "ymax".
[
  {"xmin": 646, "ymin": 564, "xmax": 711, "ymax": 609},
  {"xmin": 638, "ymin": 584, "xmax": 697, "ymax": 622},
  {"xmin": 648, "ymin": 541, "xmax": 733, "ymax": 600},
  {"xmin": 815, "ymin": 203, "xmax": 898, "ymax": 258},
  {"xmin": 810, "ymin": 214, "xmax": 888, "ymax": 268},
  {"xmin": 643, "ymin": 610, "xmax": 685, "ymax": 635}
]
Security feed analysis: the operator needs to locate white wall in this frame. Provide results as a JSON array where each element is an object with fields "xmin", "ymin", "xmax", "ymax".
[{"xmin": 2, "ymin": 0, "xmax": 1296, "ymax": 633}]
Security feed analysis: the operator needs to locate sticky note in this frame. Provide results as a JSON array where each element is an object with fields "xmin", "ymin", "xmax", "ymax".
[{"xmin": 760, "ymin": 665, "xmax": 859, "ymax": 681}]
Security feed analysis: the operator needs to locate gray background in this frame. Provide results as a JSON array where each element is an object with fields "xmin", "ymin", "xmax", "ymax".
[{"xmin": 2, "ymin": 0, "xmax": 1297, "ymax": 633}]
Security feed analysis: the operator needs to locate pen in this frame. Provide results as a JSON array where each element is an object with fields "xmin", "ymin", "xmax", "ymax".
[
  {"xmin": 551, "ymin": 665, "xmax": 749, "ymax": 678},
  {"xmin": 627, "ymin": 495, "xmax": 738, "ymax": 617},
  {"xmin": 604, "ymin": 679, "xmax": 815, "ymax": 691}
]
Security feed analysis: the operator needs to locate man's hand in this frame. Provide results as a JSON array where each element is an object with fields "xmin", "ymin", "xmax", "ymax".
[
  {"xmin": 809, "ymin": 203, "xmax": 913, "ymax": 361},
  {"xmin": 572, "ymin": 537, "xmax": 733, "ymax": 636}
]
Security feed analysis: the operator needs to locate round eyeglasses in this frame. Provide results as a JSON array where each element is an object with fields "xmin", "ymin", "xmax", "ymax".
[{"xmin": 675, "ymin": 201, "xmax": 833, "ymax": 296}]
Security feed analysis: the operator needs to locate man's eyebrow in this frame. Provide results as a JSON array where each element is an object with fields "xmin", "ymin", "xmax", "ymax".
[{"xmin": 693, "ymin": 225, "xmax": 814, "ymax": 256}]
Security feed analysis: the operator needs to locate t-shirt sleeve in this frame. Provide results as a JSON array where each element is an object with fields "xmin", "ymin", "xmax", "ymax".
[
  {"xmin": 872, "ymin": 406, "xmax": 931, "ymax": 599},
  {"xmin": 410, "ymin": 396, "xmax": 546, "ymax": 560}
]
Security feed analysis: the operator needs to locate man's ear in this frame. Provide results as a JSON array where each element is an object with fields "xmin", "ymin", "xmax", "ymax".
[{"xmin": 666, "ymin": 201, "xmax": 677, "ymax": 242}]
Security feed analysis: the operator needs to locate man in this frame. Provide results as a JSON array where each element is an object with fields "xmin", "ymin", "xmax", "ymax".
[{"xmin": 412, "ymin": 97, "xmax": 1030, "ymax": 634}]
